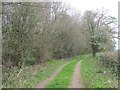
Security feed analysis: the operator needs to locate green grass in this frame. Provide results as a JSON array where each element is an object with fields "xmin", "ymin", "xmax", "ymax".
[
  {"xmin": 81, "ymin": 55, "xmax": 118, "ymax": 88},
  {"xmin": 3, "ymin": 60, "xmax": 69, "ymax": 88},
  {"xmin": 46, "ymin": 55, "xmax": 83, "ymax": 88}
]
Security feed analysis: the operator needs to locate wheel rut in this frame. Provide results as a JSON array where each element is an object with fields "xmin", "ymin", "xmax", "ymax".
[
  {"xmin": 69, "ymin": 61, "xmax": 84, "ymax": 88},
  {"xmin": 36, "ymin": 61, "xmax": 70, "ymax": 88}
]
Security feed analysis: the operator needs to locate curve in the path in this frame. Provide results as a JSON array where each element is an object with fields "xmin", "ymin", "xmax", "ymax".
[{"xmin": 36, "ymin": 61, "xmax": 70, "ymax": 88}]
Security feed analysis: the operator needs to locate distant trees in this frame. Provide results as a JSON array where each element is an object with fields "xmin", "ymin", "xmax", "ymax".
[{"xmin": 2, "ymin": 2, "xmax": 117, "ymax": 67}]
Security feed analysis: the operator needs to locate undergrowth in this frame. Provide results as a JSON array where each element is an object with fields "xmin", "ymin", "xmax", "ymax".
[
  {"xmin": 3, "ymin": 60, "xmax": 68, "ymax": 88},
  {"xmin": 81, "ymin": 54, "xmax": 118, "ymax": 88}
]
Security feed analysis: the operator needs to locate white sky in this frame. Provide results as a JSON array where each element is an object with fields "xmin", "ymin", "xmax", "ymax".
[
  {"xmin": 63, "ymin": 0, "xmax": 119, "ymax": 19},
  {"xmin": 62, "ymin": 0, "xmax": 119, "ymax": 50}
]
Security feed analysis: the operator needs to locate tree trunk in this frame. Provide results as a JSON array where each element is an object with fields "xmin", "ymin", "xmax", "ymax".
[
  {"xmin": 91, "ymin": 43, "xmax": 96, "ymax": 57},
  {"xmin": 92, "ymin": 50, "xmax": 96, "ymax": 57}
]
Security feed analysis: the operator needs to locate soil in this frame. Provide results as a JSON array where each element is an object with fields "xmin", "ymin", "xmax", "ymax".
[
  {"xmin": 69, "ymin": 61, "xmax": 84, "ymax": 88},
  {"xmin": 36, "ymin": 62, "xmax": 70, "ymax": 88}
]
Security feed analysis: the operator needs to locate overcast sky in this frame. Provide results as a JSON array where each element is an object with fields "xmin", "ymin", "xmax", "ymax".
[
  {"xmin": 62, "ymin": 0, "xmax": 119, "ymax": 50},
  {"xmin": 63, "ymin": 0, "xmax": 119, "ymax": 19}
]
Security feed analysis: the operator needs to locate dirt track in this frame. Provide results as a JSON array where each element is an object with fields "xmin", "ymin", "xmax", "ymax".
[
  {"xmin": 36, "ymin": 62, "xmax": 70, "ymax": 88},
  {"xmin": 36, "ymin": 60, "xmax": 84, "ymax": 88},
  {"xmin": 69, "ymin": 61, "xmax": 84, "ymax": 88}
]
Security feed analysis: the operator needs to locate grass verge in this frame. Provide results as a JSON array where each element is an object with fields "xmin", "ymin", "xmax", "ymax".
[
  {"xmin": 81, "ymin": 55, "xmax": 118, "ymax": 88},
  {"xmin": 45, "ymin": 55, "xmax": 83, "ymax": 88},
  {"xmin": 3, "ymin": 60, "xmax": 69, "ymax": 88}
]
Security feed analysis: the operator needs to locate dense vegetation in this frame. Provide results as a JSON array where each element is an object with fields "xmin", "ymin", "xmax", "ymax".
[
  {"xmin": 3, "ymin": 60, "xmax": 69, "ymax": 88},
  {"xmin": 2, "ymin": 2, "xmax": 118, "ymax": 88},
  {"xmin": 81, "ymin": 53, "xmax": 118, "ymax": 88}
]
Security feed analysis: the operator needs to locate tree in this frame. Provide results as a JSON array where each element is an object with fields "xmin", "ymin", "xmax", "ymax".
[{"xmin": 81, "ymin": 9, "xmax": 117, "ymax": 57}]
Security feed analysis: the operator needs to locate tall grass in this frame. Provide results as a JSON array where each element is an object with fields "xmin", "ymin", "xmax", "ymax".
[
  {"xmin": 81, "ymin": 54, "xmax": 118, "ymax": 88},
  {"xmin": 2, "ymin": 60, "xmax": 68, "ymax": 88}
]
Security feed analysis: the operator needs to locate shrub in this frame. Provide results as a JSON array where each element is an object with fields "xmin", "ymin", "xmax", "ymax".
[{"xmin": 97, "ymin": 51, "xmax": 118, "ymax": 74}]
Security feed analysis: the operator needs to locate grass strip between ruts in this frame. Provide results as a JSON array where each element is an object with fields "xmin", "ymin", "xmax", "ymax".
[{"xmin": 45, "ymin": 55, "xmax": 84, "ymax": 88}]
